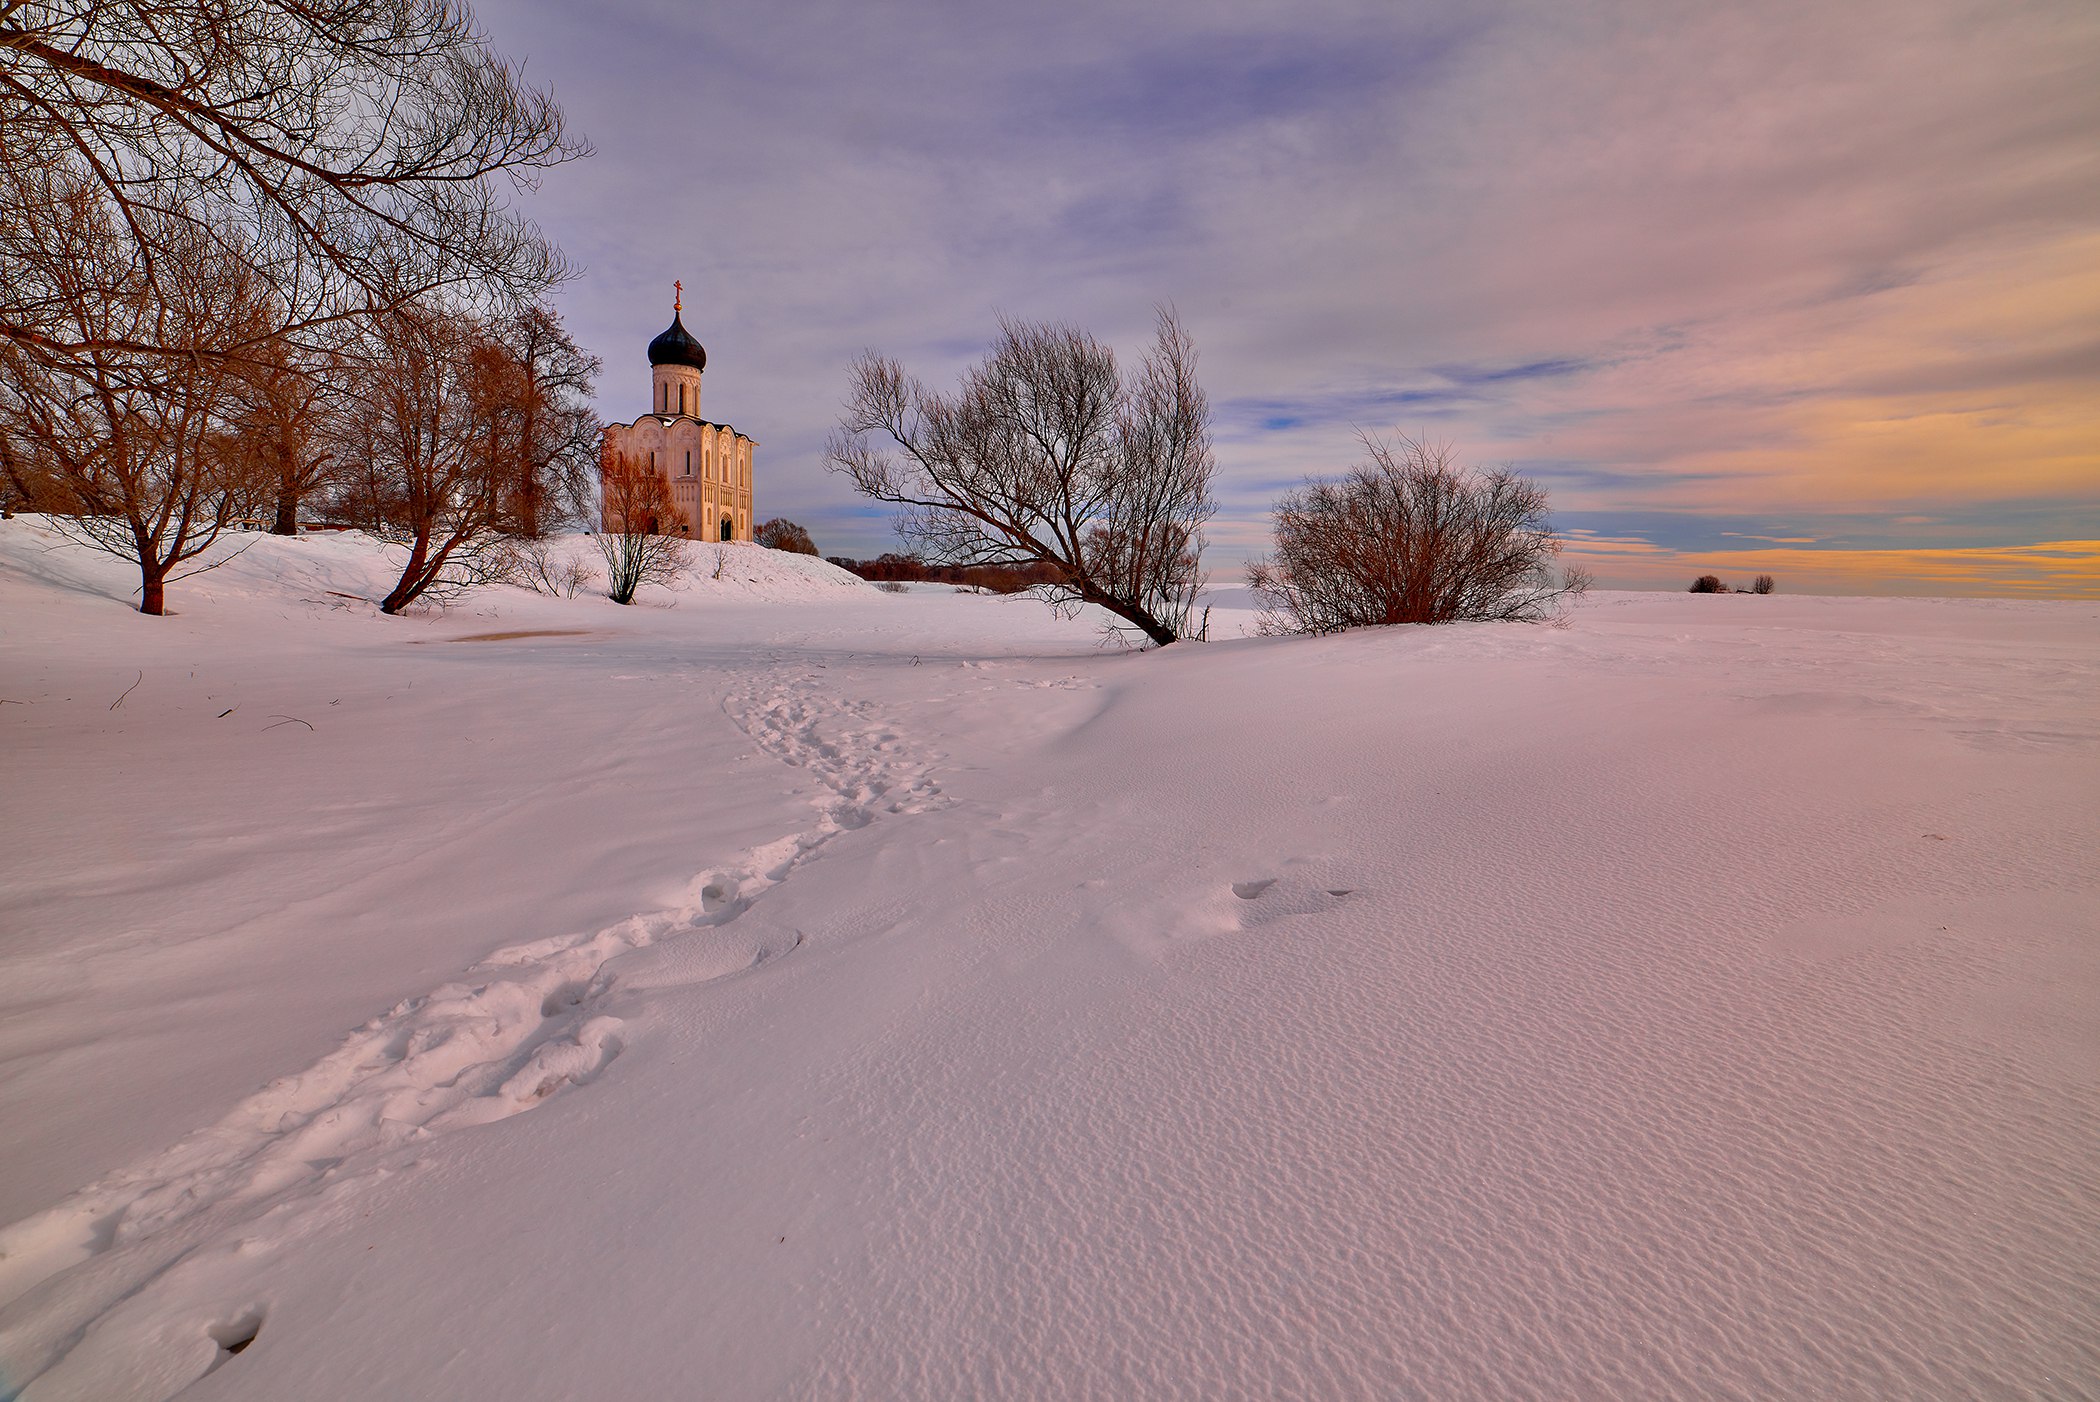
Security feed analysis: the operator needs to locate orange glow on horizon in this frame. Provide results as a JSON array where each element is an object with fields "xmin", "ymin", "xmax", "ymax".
[{"xmin": 1562, "ymin": 537, "xmax": 2100, "ymax": 598}]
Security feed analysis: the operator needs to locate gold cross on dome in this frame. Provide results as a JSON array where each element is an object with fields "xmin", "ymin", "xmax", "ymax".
[{"xmin": 674, "ymin": 280, "xmax": 683, "ymax": 312}]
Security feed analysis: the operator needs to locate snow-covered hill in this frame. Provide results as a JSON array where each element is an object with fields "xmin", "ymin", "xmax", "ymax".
[
  {"xmin": 0, "ymin": 517, "xmax": 870, "ymax": 617},
  {"xmin": 2, "ymin": 517, "xmax": 2096, "ymax": 1400}
]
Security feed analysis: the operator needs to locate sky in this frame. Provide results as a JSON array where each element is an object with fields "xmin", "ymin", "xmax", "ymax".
[{"xmin": 472, "ymin": 0, "xmax": 2100, "ymax": 595}]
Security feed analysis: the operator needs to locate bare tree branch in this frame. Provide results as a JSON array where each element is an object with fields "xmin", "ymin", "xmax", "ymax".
[{"xmin": 1, "ymin": 0, "xmax": 588, "ymax": 382}]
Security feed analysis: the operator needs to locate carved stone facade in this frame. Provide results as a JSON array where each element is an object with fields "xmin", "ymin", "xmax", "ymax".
[{"xmin": 600, "ymin": 292, "xmax": 757, "ymax": 541}]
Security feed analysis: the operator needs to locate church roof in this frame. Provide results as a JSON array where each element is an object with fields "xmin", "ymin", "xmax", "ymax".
[
  {"xmin": 647, "ymin": 311, "xmax": 707, "ymax": 372},
  {"xmin": 603, "ymin": 415, "xmax": 757, "ymax": 445}
]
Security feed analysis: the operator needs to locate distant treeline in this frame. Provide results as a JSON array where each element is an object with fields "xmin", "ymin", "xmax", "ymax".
[{"xmin": 826, "ymin": 554, "xmax": 1067, "ymax": 594}]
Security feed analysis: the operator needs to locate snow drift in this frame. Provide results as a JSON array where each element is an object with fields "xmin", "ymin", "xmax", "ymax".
[{"xmin": 1, "ymin": 518, "xmax": 2095, "ymax": 1400}]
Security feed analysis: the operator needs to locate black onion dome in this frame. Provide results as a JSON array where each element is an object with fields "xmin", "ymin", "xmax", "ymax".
[{"xmin": 647, "ymin": 312, "xmax": 707, "ymax": 372}]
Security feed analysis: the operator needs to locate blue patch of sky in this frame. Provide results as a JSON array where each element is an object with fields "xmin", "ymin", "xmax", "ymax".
[
  {"xmin": 1016, "ymin": 28, "xmax": 1462, "ymax": 145},
  {"xmin": 1509, "ymin": 460, "xmax": 1725, "ymax": 494},
  {"xmin": 1053, "ymin": 183, "xmax": 1193, "ymax": 259},
  {"xmin": 1554, "ymin": 501, "xmax": 2100, "ymax": 555},
  {"xmin": 1220, "ymin": 386, "xmax": 1481, "ymax": 438},
  {"xmin": 1430, "ymin": 357, "xmax": 1592, "ymax": 386},
  {"xmin": 1221, "ymin": 354, "xmax": 1600, "ymax": 439}
]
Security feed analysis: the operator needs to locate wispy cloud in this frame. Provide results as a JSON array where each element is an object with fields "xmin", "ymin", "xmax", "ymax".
[{"xmin": 1430, "ymin": 358, "xmax": 1593, "ymax": 387}]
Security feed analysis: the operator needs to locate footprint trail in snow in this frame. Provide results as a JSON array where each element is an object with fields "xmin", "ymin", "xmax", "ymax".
[
  {"xmin": 722, "ymin": 670, "xmax": 947, "ymax": 824},
  {"xmin": 0, "ymin": 669, "xmax": 938, "ymax": 1401}
]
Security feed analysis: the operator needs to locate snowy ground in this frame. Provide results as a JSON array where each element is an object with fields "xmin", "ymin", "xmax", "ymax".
[{"xmin": 1, "ymin": 518, "xmax": 2095, "ymax": 1401}]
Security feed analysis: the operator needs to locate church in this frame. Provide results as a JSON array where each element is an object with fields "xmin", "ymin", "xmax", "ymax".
[{"xmin": 600, "ymin": 286, "xmax": 758, "ymax": 541}]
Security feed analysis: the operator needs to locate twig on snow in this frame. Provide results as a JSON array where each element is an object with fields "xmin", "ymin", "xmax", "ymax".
[
  {"xmin": 110, "ymin": 671, "xmax": 142, "ymax": 710},
  {"xmin": 263, "ymin": 714, "xmax": 314, "ymax": 731}
]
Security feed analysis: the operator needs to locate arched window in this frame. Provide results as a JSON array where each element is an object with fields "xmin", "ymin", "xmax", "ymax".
[
  {"xmin": 719, "ymin": 516, "xmax": 732, "ymax": 542},
  {"xmin": 684, "ymin": 450, "xmax": 691, "ymax": 476},
  {"xmin": 678, "ymin": 383, "xmax": 686, "ymax": 415}
]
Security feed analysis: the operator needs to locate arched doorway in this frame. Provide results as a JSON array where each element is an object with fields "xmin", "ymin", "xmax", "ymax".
[{"xmin": 719, "ymin": 516, "xmax": 733, "ymax": 542}]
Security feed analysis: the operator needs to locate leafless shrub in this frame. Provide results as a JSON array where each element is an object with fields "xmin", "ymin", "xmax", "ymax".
[
  {"xmin": 495, "ymin": 538, "xmax": 595, "ymax": 598},
  {"xmin": 829, "ymin": 307, "xmax": 1214, "ymax": 647},
  {"xmin": 1751, "ymin": 574, "xmax": 1776, "ymax": 595},
  {"xmin": 967, "ymin": 563, "xmax": 1044, "ymax": 594},
  {"xmin": 874, "ymin": 579, "xmax": 909, "ymax": 594},
  {"xmin": 597, "ymin": 452, "xmax": 690, "ymax": 604},
  {"xmin": 1690, "ymin": 575, "xmax": 1727, "ymax": 593},
  {"xmin": 755, "ymin": 518, "xmax": 819, "ymax": 555},
  {"xmin": 832, "ymin": 554, "xmax": 1064, "ymax": 593},
  {"xmin": 1248, "ymin": 436, "xmax": 1589, "ymax": 634}
]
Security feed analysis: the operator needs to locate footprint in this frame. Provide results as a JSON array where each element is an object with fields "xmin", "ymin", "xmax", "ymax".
[
  {"xmin": 540, "ymin": 979, "xmax": 591, "ymax": 1017},
  {"xmin": 207, "ymin": 1308, "xmax": 264, "ymax": 1357},
  {"xmin": 1230, "ymin": 876, "xmax": 1359, "ymax": 930},
  {"xmin": 199, "ymin": 1306, "xmax": 266, "ymax": 1380},
  {"xmin": 494, "ymin": 1016, "xmax": 625, "ymax": 1109}
]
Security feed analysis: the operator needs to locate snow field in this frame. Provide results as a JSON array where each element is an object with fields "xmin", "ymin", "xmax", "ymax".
[{"xmin": 1, "ymin": 518, "xmax": 2096, "ymax": 1399}]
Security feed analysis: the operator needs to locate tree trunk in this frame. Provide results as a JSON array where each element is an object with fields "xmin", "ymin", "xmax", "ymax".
[
  {"xmin": 1082, "ymin": 583, "xmax": 1178, "ymax": 647},
  {"xmin": 140, "ymin": 562, "xmax": 167, "ymax": 615},
  {"xmin": 272, "ymin": 481, "xmax": 299, "ymax": 535},
  {"xmin": 1129, "ymin": 612, "xmax": 1179, "ymax": 647},
  {"xmin": 381, "ymin": 533, "xmax": 431, "ymax": 614}
]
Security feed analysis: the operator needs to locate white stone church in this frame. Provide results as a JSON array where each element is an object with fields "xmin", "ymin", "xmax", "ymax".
[{"xmin": 600, "ymin": 288, "xmax": 758, "ymax": 541}]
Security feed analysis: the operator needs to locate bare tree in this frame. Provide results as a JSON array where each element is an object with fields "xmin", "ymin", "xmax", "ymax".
[
  {"xmin": 1, "ymin": 0, "xmax": 586, "ymax": 389},
  {"xmin": 0, "ymin": 192, "xmax": 265, "ymax": 613},
  {"xmin": 1689, "ymin": 575, "xmax": 1727, "ymax": 593},
  {"xmin": 828, "ymin": 307, "xmax": 1214, "ymax": 647},
  {"xmin": 336, "ymin": 303, "xmax": 515, "ymax": 614},
  {"xmin": 224, "ymin": 324, "xmax": 341, "ymax": 534},
  {"xmin": 1248, "ymin": 435, "xmax": 1589, "ymax": 634},
  {"xmin": 476, "ymin": 304, "xmax": 601, "ymax": 537},
  {"xmin": 1751, "ymin": 574, "xmax": 1776, "ymax": 595},
  {"xmin": 597, "ymin": 450, "xmax": 689, "ymax": 604},
  {"xmin": 754, "ymin": 518, "xmax": 818, "ymax": 555}
]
